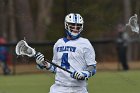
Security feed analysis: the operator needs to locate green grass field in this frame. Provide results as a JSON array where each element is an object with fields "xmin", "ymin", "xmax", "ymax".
[{"xmin": 0, "ymin": 70, "xmax": 140, "ymax": 93}]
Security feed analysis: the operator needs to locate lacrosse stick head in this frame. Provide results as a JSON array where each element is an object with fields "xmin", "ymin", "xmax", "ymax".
[
  {"xmin": 15, "ymin": 40, "xmax": 36, "ymax": 57},
  {"xmin": 126, "ymin": 14, "xmax": 139, "ymax": 33}
]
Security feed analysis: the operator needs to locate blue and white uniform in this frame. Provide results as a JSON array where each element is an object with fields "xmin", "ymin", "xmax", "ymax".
[{"xmin": 50, "ymin": 37, "xmax": 96, "ymax": 93}]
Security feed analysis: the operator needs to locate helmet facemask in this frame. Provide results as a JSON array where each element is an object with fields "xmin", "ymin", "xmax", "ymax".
[{"xmin": 65, "ymin": 22, "xmax": 83, "ymax": 37}]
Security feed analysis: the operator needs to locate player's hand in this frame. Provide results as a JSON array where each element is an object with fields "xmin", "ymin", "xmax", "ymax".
[
  {"xmin": 35, "ymin": 52, "xmax": 45, "ymax": 65},
  {"xmin": 71, "ymin": 71, "xmax": 88, "ymax": 80}
]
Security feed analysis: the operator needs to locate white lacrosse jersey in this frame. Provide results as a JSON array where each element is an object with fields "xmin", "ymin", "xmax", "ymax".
[{"xmin": 52, "ymin": 37, "xmax": 96, "ymax": 87}]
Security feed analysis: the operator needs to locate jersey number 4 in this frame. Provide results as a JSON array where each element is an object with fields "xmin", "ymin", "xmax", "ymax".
[{"xmin": 61, "ymin": 53, "xmax": 70, "ymax": 69}]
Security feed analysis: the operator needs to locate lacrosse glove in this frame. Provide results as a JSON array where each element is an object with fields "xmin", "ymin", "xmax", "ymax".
[
  {"xmin": 35, "ymin": 52, "xmax": 54, "ymax": 70},
  {"xmin": 71, "ymin": 71, "xmax": 89, "ymax": 80},
  {"xmin": 35, "ymin": 52, "xmax": 45, "ymax": 65}
]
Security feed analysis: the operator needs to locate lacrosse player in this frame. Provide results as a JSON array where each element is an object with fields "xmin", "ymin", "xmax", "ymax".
[
  {"xmin": 35, "ymin": 13, "xmax": 97, "ymax": 93},
  {"xmin": 116, "ymin": 24, "xmax": 129, "ymax": 71}
]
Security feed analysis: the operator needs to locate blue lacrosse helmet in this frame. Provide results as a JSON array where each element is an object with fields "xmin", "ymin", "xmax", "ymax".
[{"xmin": 64, "ymin": 13, "xmax": 84, "ymax": 40}]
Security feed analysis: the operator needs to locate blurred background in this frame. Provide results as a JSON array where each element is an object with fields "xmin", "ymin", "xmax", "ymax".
[
  {"xmin": 0, "ymin": 0, "xmax": 140, "ymax": 93},
  {"xmin": 0, "ymin": 0, "xmax": 139, "ymax": 74}
]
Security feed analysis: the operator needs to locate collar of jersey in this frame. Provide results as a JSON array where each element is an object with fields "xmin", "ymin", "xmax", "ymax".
[{"xmin": 63, "ymin": 37, "xmax": 70, "ymax": 43}]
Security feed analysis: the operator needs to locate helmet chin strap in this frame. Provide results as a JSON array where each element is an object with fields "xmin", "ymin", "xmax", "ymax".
[{"xmin": 65, "ymin": 30, "xmax": 80, "ymax": 40}]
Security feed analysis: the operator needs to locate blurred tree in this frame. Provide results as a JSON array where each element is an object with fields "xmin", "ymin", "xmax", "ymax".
[
  {"xmin": 124, "ymin": 0, "xmax": 131, "ymax": 23},
  {"xmin": 0, "ymin": 0, "xmax": 8, "ymax": 38},
  {"xmin": 15, "ymin": 0, "xmax": 34, "ymax": 42},
  {"xmin": 8, "ymin": 0, "xmax": 16, "ymax": 42},
  {"xmin": 35, "ymin": 0, "xmax": 53, "ymax": 42}
]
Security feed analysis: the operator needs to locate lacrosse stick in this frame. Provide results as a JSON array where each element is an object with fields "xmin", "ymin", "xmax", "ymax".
[
  {"xmin": 126, "ymin": 14, "xmax": 139, "ymax": 34},
  {"xmin": 15, "ymin": 40, "xmax": 72, "ymax": 74}
]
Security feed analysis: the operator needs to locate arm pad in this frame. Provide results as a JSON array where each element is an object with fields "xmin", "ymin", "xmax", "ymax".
[
  {"xmin": 83, "ymin": 64, "xmax": 96, "ymax": 78},
  {"xmin": 46, "ymin": 63, "xmax": 57, "ymax": 73}
]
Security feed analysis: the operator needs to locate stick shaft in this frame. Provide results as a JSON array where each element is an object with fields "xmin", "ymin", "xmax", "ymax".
[{"xmin": 44, "ymin": 59, "xmax": 72, "ymax": 74}]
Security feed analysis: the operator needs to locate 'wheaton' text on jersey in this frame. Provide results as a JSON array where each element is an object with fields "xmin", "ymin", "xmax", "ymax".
[{"xmin": 57, "ymin": 46, "xmax": 76, "ymax": 52}]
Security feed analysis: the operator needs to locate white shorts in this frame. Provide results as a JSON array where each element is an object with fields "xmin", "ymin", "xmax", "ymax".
[{"xmin": 49, "ymin": 84, "xmax": 88, "ymax": 93}]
